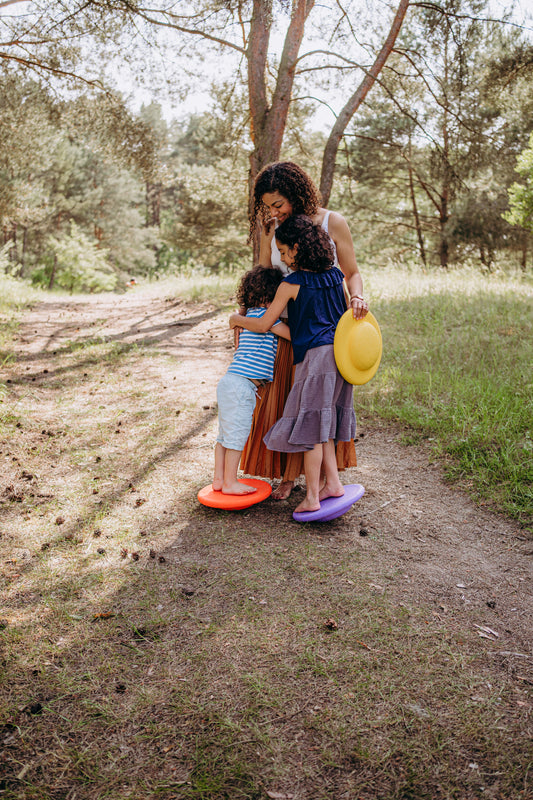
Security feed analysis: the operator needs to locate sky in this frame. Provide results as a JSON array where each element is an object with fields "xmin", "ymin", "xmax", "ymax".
[
  {"xmin": 2, "ymin": 0, "xmax": 533, "ymax": 131},
  {"xmin": 123, "ymin": 0, "xmax": 533, "ymax": 129}
]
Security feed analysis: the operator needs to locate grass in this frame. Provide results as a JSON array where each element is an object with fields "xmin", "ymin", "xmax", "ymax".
[
  {"xmin": 0, "ymin": 264, "xmax": 531, "ymax": 799},
  {"xmin": 0, "ymin": 275, "xmax": 38, "ymax": 365},
  {"xmin": 357, "ymin": 263, "xmax": 533, "ymax": 528},
  {"xmin": 1, "ymin": 521, "xmax": 531, "ymax": 798}
]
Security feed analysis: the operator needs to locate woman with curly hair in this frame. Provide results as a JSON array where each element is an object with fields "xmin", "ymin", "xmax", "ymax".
[
  {"xmin": 231, "ymin": 215, "xmax": 357, "ymax": 514},
  {"xmin": 240, "ymin": 161, "xmax": 368, "ymax": 499}
]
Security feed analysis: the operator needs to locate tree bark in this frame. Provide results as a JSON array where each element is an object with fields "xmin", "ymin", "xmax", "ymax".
[
  {"xmin": 319, "ymin": 0, "xmax": 410, "ymax": 206},
  {"xmin": 248, "ymin": 0, "xmax": 313, "ymax": 181},
  {"xmin": 247, "ymin": 0, "xmax": 314, "ymax": 258},
  {"xmin": 408, "ymin": 156, "xmax": 426, "ymax": 266}
]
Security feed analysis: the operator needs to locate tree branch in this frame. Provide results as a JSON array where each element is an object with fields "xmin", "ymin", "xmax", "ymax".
[
  {"xmin": 319, "ymin": 0, "xmax": 411, "ymax": 205},
  {"xmin": 0, "ymin": 50, "xmax": 106, "ymax": 90}
]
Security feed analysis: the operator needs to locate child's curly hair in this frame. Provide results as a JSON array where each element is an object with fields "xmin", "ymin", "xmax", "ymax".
[
  {"xmin": 236, "ymin": 265, "xmax": 284, "ymax": 310},
  {"xmin": 248, "ymin": 161, "xmax": 321, "ymax": 243},
  {"xmin": 275, "ymin": 215, "xmax": 334, "ymax": 274}
]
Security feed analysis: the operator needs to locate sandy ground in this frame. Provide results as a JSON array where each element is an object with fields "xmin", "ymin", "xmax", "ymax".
[{"xmin": 2, "ymin": 287, "xmax": 532, "ymax": 668}]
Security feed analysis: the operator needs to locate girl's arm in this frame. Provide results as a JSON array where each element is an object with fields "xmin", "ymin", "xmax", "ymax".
[
  {"xmin": 271, "ymin": 321, "xmax": 291, "ymax": 340},
  {"xmin": 328, "ymin": 211, "xmax": 368, "ymax": 320},
  {"xmin": 229, "ymin": 281, "xmax": 297, "ymax": 333}
]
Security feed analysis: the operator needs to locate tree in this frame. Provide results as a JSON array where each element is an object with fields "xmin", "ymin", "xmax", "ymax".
[
  {"xmin": 319, "ymin": 0, "xmax": 410, "ymax": 206},
  {"xmin": 333, "ymin": 0, "xmax": 533, "ymax": 268},
  {"xmin": 44, "ymin": 222, "xmax": 117, "ymax": 293},
  {"xmin": 1, "ymin": 1, "xmax": 408, "ymax": 208},
  {"xmin": 506, "ymin": 140, "xmax": 533, "ymax": 232}
]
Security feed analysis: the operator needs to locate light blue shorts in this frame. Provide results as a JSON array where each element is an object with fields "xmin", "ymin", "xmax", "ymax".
[{"xmin": 216, "ymin": 372, "xmax": 258, "ymax": 451}]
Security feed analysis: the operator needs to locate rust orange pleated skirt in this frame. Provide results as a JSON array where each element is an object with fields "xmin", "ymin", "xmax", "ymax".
[{"xmin": 240, "ymin": 338, "xmax": 357, "ymax": 481}]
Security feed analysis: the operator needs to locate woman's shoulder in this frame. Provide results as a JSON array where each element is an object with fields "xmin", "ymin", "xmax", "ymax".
[{"xmin": 313, "ymin": 207, "xmax": 350, "ymax": 234}]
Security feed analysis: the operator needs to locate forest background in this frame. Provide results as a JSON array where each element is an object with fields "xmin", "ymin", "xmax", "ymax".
[
  {"xmin": 2, "ymin": 0, "xmax": 533, "ymax": 292},
  {"xmin": 1, "ymin": 8, "xmax": 533, "ymax": 796}
]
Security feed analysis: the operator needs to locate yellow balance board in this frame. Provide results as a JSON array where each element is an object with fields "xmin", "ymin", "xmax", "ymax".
[{"xmin": 334, "ymin": 310, "xmax": 382, "ymax": 385}]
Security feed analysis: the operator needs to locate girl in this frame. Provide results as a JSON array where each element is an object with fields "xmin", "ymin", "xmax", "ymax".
[
  {"xmin": 240, "ymin": 161, "xmax": 368, "ymax": 500},
  {"xmin": 215, "ymin": 265, "xmax": 290, "ymax": 495},
  {"xmin": 230, "ymin": 216, "xmax": 356, "ymax": 514}
]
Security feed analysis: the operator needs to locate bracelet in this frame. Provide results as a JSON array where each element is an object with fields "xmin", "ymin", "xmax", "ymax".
[{"xmin": 350, "ymin": 294, "xmax": 364, "ymax": 302}]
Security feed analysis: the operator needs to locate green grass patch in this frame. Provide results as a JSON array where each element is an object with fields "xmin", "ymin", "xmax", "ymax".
[
  {"xmin": 358, "ymin": 264, "xmax": 533, "ymax": 528},
  {"xmin": 0, "ymin": 274, "xmax": 39, "ymax": 361}
]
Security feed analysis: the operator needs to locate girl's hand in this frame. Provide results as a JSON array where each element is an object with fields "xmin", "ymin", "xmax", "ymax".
[{"xmin": 350, "ymin": 295, "xmax": 369, "ymax": 320}]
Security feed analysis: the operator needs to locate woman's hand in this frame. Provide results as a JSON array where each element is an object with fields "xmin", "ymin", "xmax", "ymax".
[{"xmin": 350, "ymin": 295, "xmax": 369, "ymax": 320}]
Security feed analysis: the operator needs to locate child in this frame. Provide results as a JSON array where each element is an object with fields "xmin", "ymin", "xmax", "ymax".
[
  {"xmin": 230, "ymin": 215, "xmax": 356, "ymax": 514},
  {"xmin": 214, "ymin": 265, "xmax": 290, "ymax": 495}
]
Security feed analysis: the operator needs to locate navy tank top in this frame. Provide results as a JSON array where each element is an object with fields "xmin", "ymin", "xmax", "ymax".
[{"xmin": 283, "ymin": 267, "xmax": 347, "ymax": 364}]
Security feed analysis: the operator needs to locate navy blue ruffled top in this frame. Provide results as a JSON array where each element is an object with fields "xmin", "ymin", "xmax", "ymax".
[{"xmin": 284, "ymin": 267, "xmax": 347, "ymax": 364}]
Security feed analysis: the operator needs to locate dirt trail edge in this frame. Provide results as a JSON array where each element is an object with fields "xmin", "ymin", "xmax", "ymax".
[{"xmin": 3, "ymin": 289, "xmax": 531, "ymax": 653}]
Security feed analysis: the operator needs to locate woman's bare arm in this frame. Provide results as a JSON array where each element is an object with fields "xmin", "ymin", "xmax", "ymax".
[{"xmin": 328, "ymin": 211, "xmax": 367, "ymax": 319}]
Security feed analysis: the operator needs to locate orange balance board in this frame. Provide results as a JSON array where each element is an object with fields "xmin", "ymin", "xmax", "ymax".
[{"xmin": 198, "ymin": 479, "xmax": 272, "ymax": 510}]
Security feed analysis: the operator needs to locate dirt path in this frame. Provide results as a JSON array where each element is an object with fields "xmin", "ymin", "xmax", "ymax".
[
  {"xmin": 1, "ymin": 288, "xmax": 532, "ymax": 799},
  {"xmin": 4, "ymin": 288, "xmax": 531, "ymax": 652}
]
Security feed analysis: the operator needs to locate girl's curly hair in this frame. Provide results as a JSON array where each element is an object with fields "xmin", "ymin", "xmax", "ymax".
[
  {"xmin": 248, "ymin": 162, "xmax": 321, "ymax": 243},
  {"xmin": 236, "ymin": 265, "xmax": 284, "ymax": 310},
  {"xmin": 275, "ymin": 215, "xmax": 334, "ymax": 274}
]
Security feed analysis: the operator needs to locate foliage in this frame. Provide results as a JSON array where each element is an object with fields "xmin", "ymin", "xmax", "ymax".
[
  {"xmin": 335, "ymin": 0, "xmax": 533, "ymax": 269},
  {"xmin": 504, "ymin": 132, "xmax": 533, "ymax": 232},
  {"xmin": 1, "ymin": 1, "xmax": 533, "ymax": 277},
  {"xmin": 358, "ymin": 262, "xmax": 533, "ymax": 525},
  {"xmin": 33, "ymin": 222, "xmax": 117, "ymax": 293}
]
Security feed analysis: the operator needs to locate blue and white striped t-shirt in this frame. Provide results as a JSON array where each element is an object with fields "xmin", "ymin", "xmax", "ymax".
[{"xmin": 227, "ymin": 307, "xmax": 280, "ymax": 382}]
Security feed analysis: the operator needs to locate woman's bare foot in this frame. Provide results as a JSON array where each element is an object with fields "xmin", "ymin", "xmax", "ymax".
[
  {"xmin": 319, "ymin": 482, "xmax": 345, "ymax": 502},
  {"xmin": 221, "ymin": 481, "xmax": 257, "ymax": 495},
  {"xmin": 294, "ymin": 496, "xmax": 320, "ymax": 513},
  {"xmin": 272, "ymin": 480, "xmax": 294, "ymax": 500}
]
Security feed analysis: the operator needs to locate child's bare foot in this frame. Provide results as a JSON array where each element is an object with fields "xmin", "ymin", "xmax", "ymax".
[
  {"xmin": 294, "ymin": 497, "xmax": 321, "ymax": 513},
  {"xmin": 272, "ymin": 480, "xmax": 294, "ymax": 500},
  {"xmin": 212, "ymin": 479, "xmax": 223, "ymax": 491},
  {"xmin": 319, "ymin": 483, "xmax": 345, "ymax": 502},
  {"xmin": 222, "ymin": 481, "xmax": 257, "ymax": 496}
]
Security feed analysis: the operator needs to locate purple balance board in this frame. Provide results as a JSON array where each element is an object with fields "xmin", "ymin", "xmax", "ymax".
[{"xmin": 293, "ymin": 483, "xmax": 365, "ymax": 523}]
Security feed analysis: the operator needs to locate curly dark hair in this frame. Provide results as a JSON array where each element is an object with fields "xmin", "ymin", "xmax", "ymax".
[
  {"xmin": 248, "ymin": 161, "xmax": 321, "ymax": 243},
  {"xmin": 275, "ymin": 215, "xmax": 334, "ymax": 274},
  {"xmin": 236, "ymin": 265, "xmax": 284, "ymax": 310}
]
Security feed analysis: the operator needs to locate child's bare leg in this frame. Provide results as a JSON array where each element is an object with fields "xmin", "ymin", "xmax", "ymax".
[
  {"xmin": 294, "ymin": 444, "xmax": 323, "ymax": 513},
  {"xmin": 222, "ymin": 448, "xmax": 257, "ymax": 495},
  {"xmin": 319, "ymin": 439, "xmax": 345, "ymax": 501},
  {"xmin": 213, "ymin": 442, "xmax": 225, "ymax": 490}
]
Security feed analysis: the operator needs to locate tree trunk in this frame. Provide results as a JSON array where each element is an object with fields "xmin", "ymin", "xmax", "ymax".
[
  {"xmin": 48, "ymin": 254, "xmax": 57, "ymax": 290},
  {"xmin": 407, "ymin": 140, "xmax": 426, "ymax": 266},
  {"xmin": 520, "ymin": 233, "xmax": 527, "ymax": 271},
  {"xmin": 247, "ymin": 0, "xmax": 314, "ymax": 259},
  {"xmin": 319, "ymin": 0, "xmax": 410, "ymax": 206},
  {"xmin": 439, "ymin": 36, "xmax": 451, "ymax": 269},
  {"xmin": 439, "ymin": 194, "xmax": 449, "ymax": 268},
  {"xmin": 21, "ymin": 225, "xmax": 28, "ymax": 270},
  {"xmin": 146, "ymin": 181, "xmax": 161, "ymax": 227}
]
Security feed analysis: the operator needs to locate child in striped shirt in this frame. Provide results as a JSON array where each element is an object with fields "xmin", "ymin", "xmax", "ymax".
[{"xmin": 213, "ymin": 266, "xmax": 290, "ymax": 495}]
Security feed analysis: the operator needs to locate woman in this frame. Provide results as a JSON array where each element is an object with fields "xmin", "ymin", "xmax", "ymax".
[{"xmin": 240, "ymin": 161, "xmax": 368, "ymax": 499}]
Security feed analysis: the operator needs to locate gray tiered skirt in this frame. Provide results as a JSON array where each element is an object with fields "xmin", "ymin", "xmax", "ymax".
[{"xmin": 263, "ymin": 345, "xmax": 356, "ymax": 453}]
